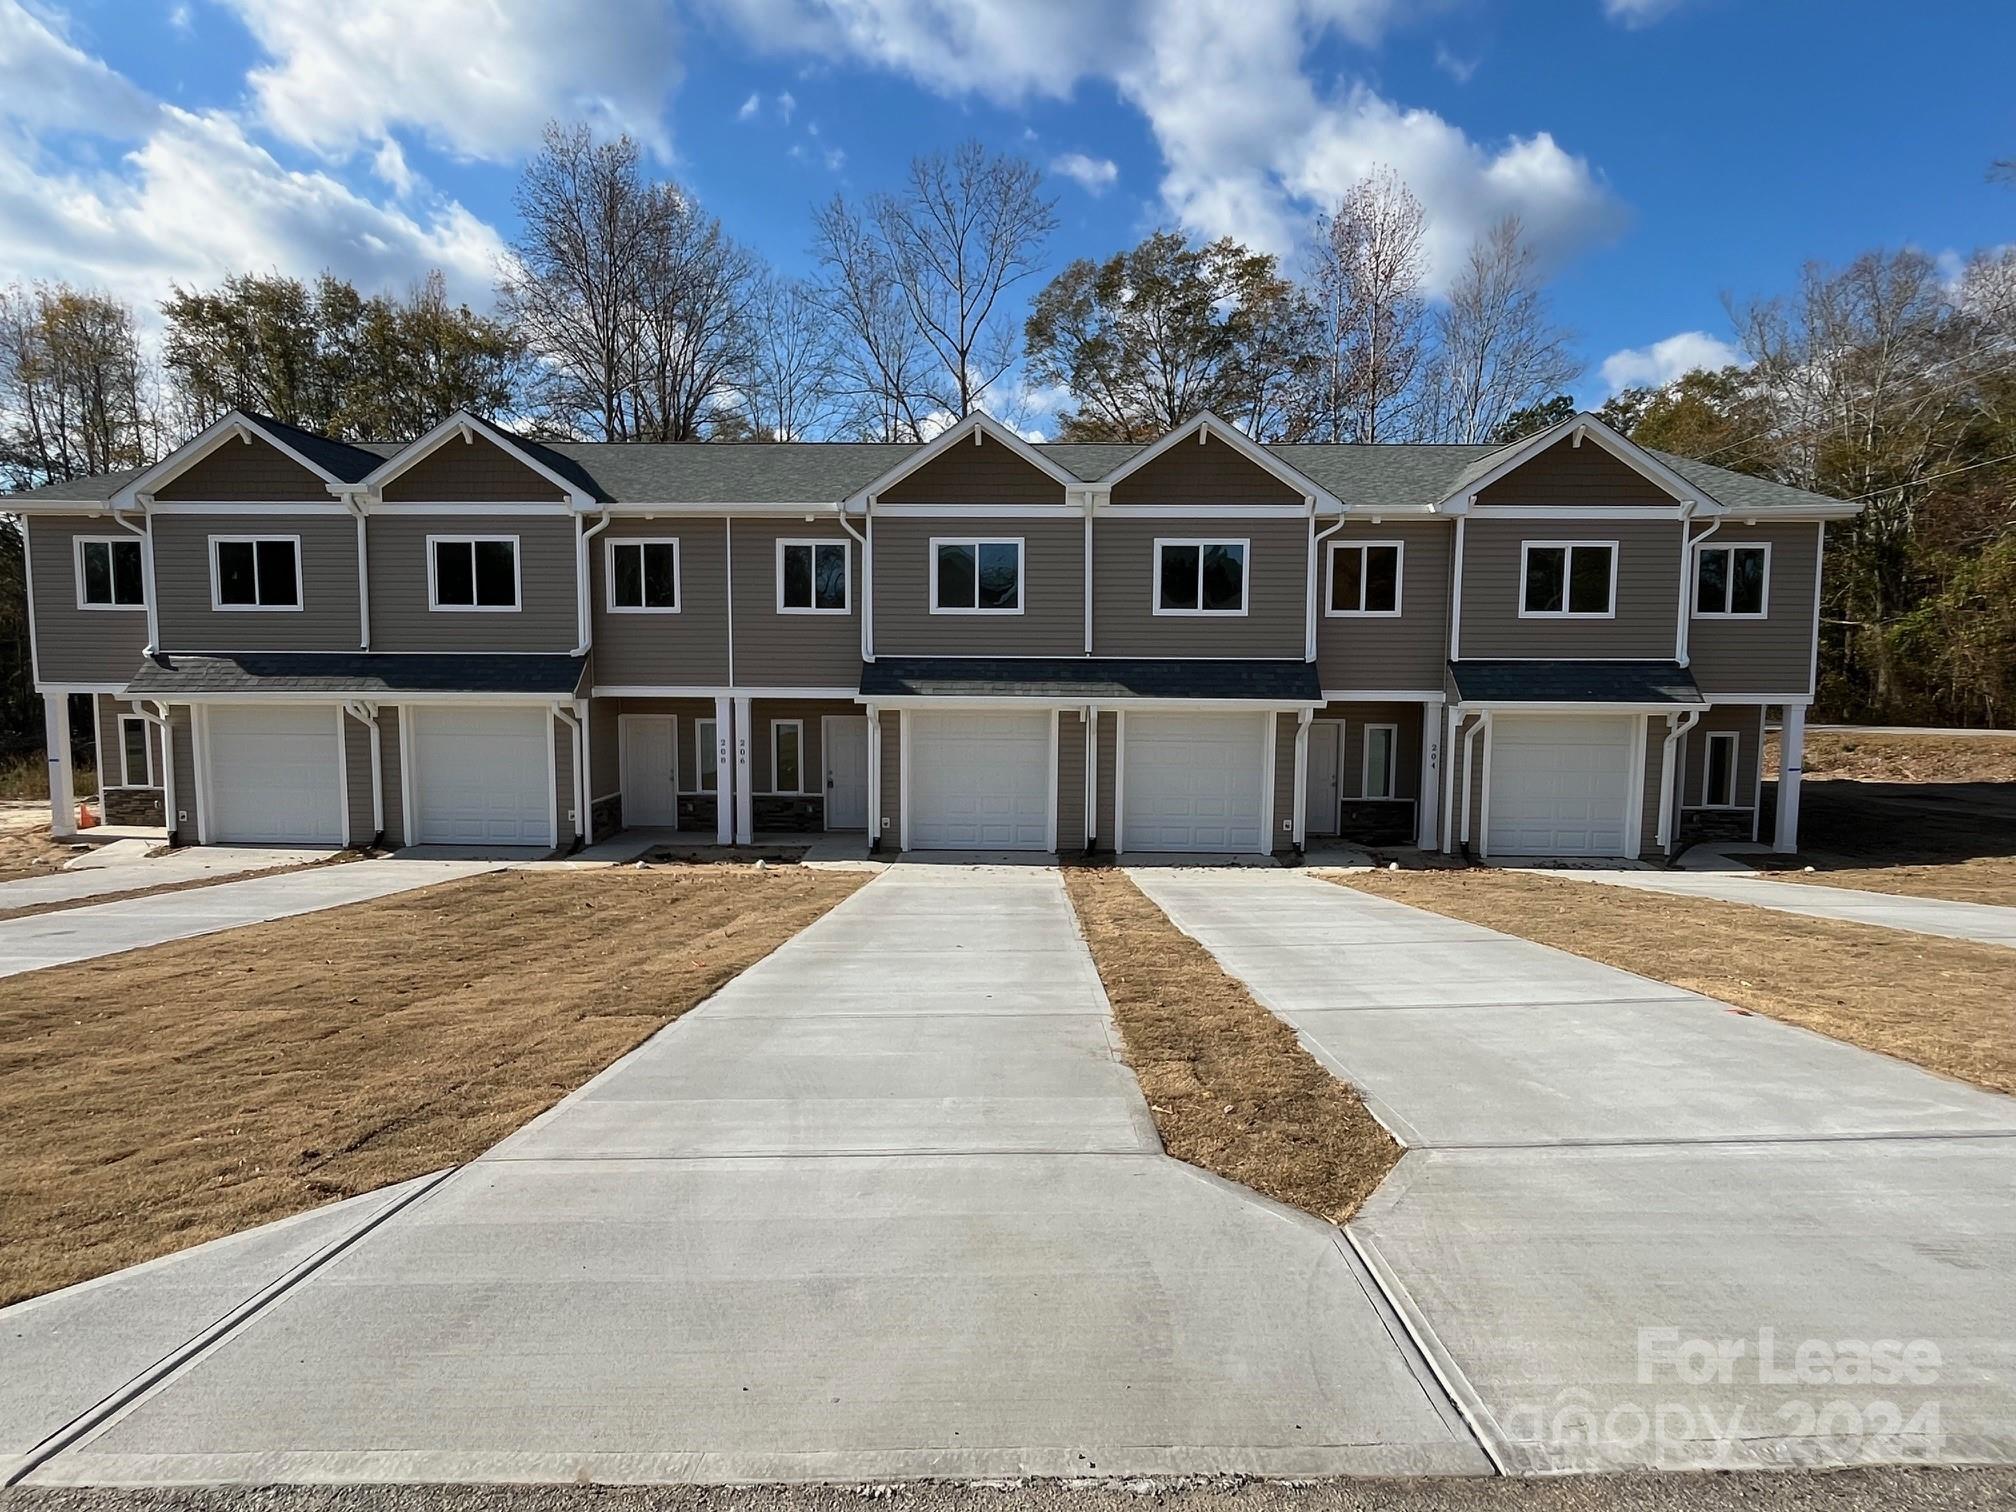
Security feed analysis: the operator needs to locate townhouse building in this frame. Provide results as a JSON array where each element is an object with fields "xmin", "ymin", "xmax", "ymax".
[{"xmin": 14, "ymin": 407, "xmax": 1857, "ymax": 862}]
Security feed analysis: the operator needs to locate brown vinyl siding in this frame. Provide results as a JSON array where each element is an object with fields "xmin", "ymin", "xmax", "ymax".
[
  {"xmin": 94, "ymin": 693, "xmax": 161, "ymax": 792},
  {"xmin": 154, "ymin": 441, "xmax": 329, "ymax": 501},
  {"xmin": 1323, "ymin": 701, "xmax": 1421, "ymax": 801},
  {"xmin": 878, "ymin": 438, "xmax": 1065, "ymax": 504},
  {"xmin": 343, "ymin": 709, "xmax": 375, "ymax": 844},
  {"xmin": 151, "ymin": 512, "xmax": 361, "ymax": 651},
  {"xmin": 379, "ymin": 439, "xmax": 564, "ymax": 502},
  {"xmin": 878, "ymin": 711, "xmax": 900, "ymax": 845},
  {"xmin": 730, "ymin": 520, "xmax": 861, "ymax": 688},
  {"xmin": 379, "ymin": 708, "xmax": 405, "ymax": 846},
  {"xmin": 555, "ymin": 712, "xmax": 578, "ymax": 848},
  {"xmin": 1316, "ymin": 521, "xmax": 1451, "ymax": 690},
  {"xmin": 1094, "ymin": 709, "xmax": 1116, "ymax": 849},
  {"xmin": 1092, "ymin": 518, "xmax": 1306, "ymax": 658},
  {"xmin": 1457, "ymin": 518, "xmax": 1680, "ymax": 660},
  {"xmin": 1473, "ymin": 438, "xmax": 1676, "ymax": 506},
  {"xmin": 1687, "ymin": 523, "xmax": 1821, "ymax": 696},
  {"xmin": 872, "ymin": 515, "xmax": 1085, "ymax": 656},
  {"xmin": 748, "ymin": 699, "xmax": 856, "ymax": 793},
  {"xmin": 1057, "ymin": 710, "xmax": 1087, "ymax": 851},
  {"xmin": 26, "ymin": 516, "xmax": 150, "ymax": 685},
  {"xmin": 1638, "ymin": 715, "xmax": 1664, "ymax": 856},
  {"xmin": 168, "ymin": 705, "xmax": 198, "ymax": 844},
  {"xmin": 589, "ymin": 697, "xmax": 621, "ymax": 797},
  {"xmin": 590, "ymin": 518, "xmax": 729, "ymax": 687},
  {"xmin": 1681, "ymin": 702, "xmax": 1763, "ymax": 811},
  {"xmin": 368, "ymin": 513, "xmax": 578, "ymax": 651},
  {"xmin": 1108, "ymin": 438, "xmax": 1301, "ymax": 506},
  {"xmin": 1270, "ymin": 713, "xmax": 1295, "ymax": 852}
]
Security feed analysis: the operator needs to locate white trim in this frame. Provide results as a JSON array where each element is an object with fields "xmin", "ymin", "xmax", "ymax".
[
  {"xmin": 1435, "ymin": 413, "xmax": 1718, "ymax": 516},
  {"xmin": 193, "ymin": 704, "xmax": 212, "ymax": 845},
  {"xmin": 866, "ymin": 706, "xmax": 882, "ymax": 841},
  {"xmin": 207, "ymin": 534, "xmax": 305, "ymax": 612},
  {"xmin": 148, "ymin": 501, "xmax": 353, "ymax": 515},
  {"xmin": 162, "ymin": 689, "xmax": 567, "ymax": 704},
  {"xmin": 1320, "ymin": 688, "xmax": 1447, "ymax": 703},
  {"xmin": 353, "ymin": 410, "xmax": 592, "ymax": 508},
  {"xmin": 928, "ymin": 536, "xmax": 1025, "ymax": 615},
  {"xmin": 1091, "ymin": 410, "xmax": 1336, "ymax": 511},
  {"xmin": 336, "ymin": 705, "xmax": 353, "ymax": 846},
  {"xmin": 1291, "ymin": 707, "xmax": 1311, "ymax": 847},
  {"xmin": 1692, "ymin": 541, "xmax": 1773, "ymax": 618},
  {"xmin": 397, "ymin": 705, "xmax": 415, "ymax": 847},
  {"xmin": 694, "ymin": 716, "xmax": 721, "ymax": 796},
  {"xmin": 32, "ymin": 681, "xmax": 134, "ymax": 695},
  {"xmin": 1455, "ymin": 699, "xmax": 1700, "ymax": 714},
  {"xmin": 1112, "ymin": 710, "xmax": 1127, "ymax": 854},
  {"xmin": 847, "ymin": 410, "xmax": 1081, "ymax": 506},
  {"xmin": 546, "ymin": 707, "xmax": 560, "ymax": 849},
  {"xmin": 1101, "ymin": 503, "xmax": 1307, "ymax": 520},
  {"xmin": 724, "ymin": 517, "xmax": 735, "ymax": 686},
  {"xmin": 1701, "ymin": 729, "xmax": 1741, "ymax": 808},
  {"xmin": 872, "ymin": 502, "xmax": 1081, "ymax": 519},
  {"xmin": 1047, "ymin": 709, "xmax": 1061, "ymax": 853},
  {"xmin": 897, "ymin": 708, "xmax": 911, "ymax": 851},
  {"xmin": 770, "ymin": 718, "xmax": 807, "ymax": 795},
  {"xmin": 733, "ymin": 694, "xmax": 754, "ymax": 843},
  {"xmin": 820, "ymin": 713, "xmax": 871, "ymax": 832},
  {"xmin": 365, "ymin": 502, "xmax": 574, "ymax": 516},
  {"xmin": 1627, "ymin": 715, "xmax": 1648, "ymax": 856},
  {"xmin": 1151, "ymin": 537, "xmax": 1250, "ymax": 617},
  {"xmin": 1259, "ymin": 712, "xmax": 1278, "ymax": 852},
  {"xmin": 426, "ymin": 533, "xmax": 522, "ymax": 612},
  {"xmin": 114, "ymin": 411, "xmax": 348, "ymax": 505},
  {"xmin": 775, "ymin": 537, "xmax": 852, "ymax": 614},
  {"xmin": 1517, "ymin": 540, "xmax": 1618, "ymax": 619},
  {"xmin": 117, "ymin": 712, "xmax": 156, "ymax": 787},
  {"xmin": 1416, "ymin": 700, "xmax": 1442, "ymax": 849},
  {"xmin": 593, "ymin": 684, "xmax": 856, "ymax": 700},
  {"xmin": 1468, "ymin": 504, "xmax": 1687, "ymax": 520},
  {"xmin": 604, "ymin": 536, "xmax": 682, "ymax": 614},
  {"xmin": 73, "ymin": 535, "xmax": 147, "ymax": 610},
  {"xmin": 1707, "ymin": 693, "xmax": 1816, "ymax": 705},
  {"xmin": 1361, "ymin": 722, "xmax": 1400, "ymax": 800},
  {"xmin": 859, "ymin": 695, "xmax": 1314, "ymax": 713},
  {"xmin": 1323, "ymin": 539, "xmax": 1404, "ymax": 617},
  {"xmin": 1809, "ymin": 523, "xmax": 1825, "ymax": 698}
]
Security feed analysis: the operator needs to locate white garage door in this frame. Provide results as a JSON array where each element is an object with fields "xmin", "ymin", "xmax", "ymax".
[
  {"xmin": 205, "ymin": 704, "xmax": 345, "ymax": 845},
  {"xmin": 412, "ymin": 706, "xmax": 554, "ymax": 846},
  {"xmin": 1488, "ymin": 715, "xmax": 1637, "ymax": 857},
  {"xmin": 907, "ymin": 710, "xmax": 1051, "ymax": 850},
  {"xmin": 1123, "ymin": 711, "xmax": 1269, "ymax": 854}
]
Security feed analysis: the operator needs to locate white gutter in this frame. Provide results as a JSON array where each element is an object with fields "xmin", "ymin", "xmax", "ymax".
[
  {"xmin": 128, "ymin": 699, "xmax": 174, "ymax": 840},
  {"xmin": 1674, "ymin": 518, "xmax": 1720, "ymax": 668},
  {"xmin": 343, "ymin": 494, "xmax": 371, "ymax": 649},
  {"xmin": 1457, "ymin": 708, "xmax": 1492, "ymax": 851},
  {"xmin": 1291, "ymin": 706, "xmax": 1313, "ymax": 847},
  {"xmin": 1082, "ymin": 496, "xmax": 1094, "ymax": 657},
  {"xmin": 1449, "ymin": 514, "xmax": 1467, "ymax": 661},
  {"xmin": 837, "ymin": 508, "xmax": 871, "ymax": 662},
  {"xmin": 1307, "ymin": 511, "xmax": 1347, "ymax": 660},
  {"xmin": 554, "ymin": 703, "xmax": 586, "ymax": 849},
  {"xmin": 1082, "ymin": 705, "xmax": 1097, "ymax": 846},
  {"xmin": 113, "ymin": 500, "xmax": 158, "ymax": 655},
  {"xmin": 343, "ymin": 701, "xmax": 385, "ymax": 840},
  {"xmin": 1654, "ymin": 708, "xmax": 1702, "ymax": 851},
  {"xmin": 573, "ymin": 511, "xmax": 612, "ymax": 655}
]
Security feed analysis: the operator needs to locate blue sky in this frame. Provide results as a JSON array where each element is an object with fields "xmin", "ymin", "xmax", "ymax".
[{"xmin": 3, "ymin": 0, "xmax": 2010, "ymax": 427}]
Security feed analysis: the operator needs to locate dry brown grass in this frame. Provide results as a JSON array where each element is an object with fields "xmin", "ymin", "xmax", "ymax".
[
  {"xmin": 1063, "ymin": 866, "xmax": 1398, "ymax": 1225},
  {"xmin": 0, "ymin": 865, "xmax": 867, "ymax": 1307},
  {"xmin": 1337, "ymin": 869, "xmax": 2016, "ymax": 1098},
  {"xmin": 1760, "ymin": 857, "xmax": 2016, "ymax": 907},
  {"xmin": 1767, "ymin": 729, "xmax": 2016, "ymax": 784}
]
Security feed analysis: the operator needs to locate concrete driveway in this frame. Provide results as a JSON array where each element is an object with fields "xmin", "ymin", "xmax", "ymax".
[
  {"xmin": 8, "ymin": 867, "xmax": 1487, "ymax": 1486},
  {"xmin": 1130, "ymin": 869, "xmax": 2016, "ymax": 1474},
  {"xmin": 0, "ymin": 845, "xmax": 335, "ymax": 912}
]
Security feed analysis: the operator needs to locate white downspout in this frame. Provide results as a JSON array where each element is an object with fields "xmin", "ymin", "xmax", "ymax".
[
  {"xmin": 1291, "ymin": 706, "xmax": 1313, "ymax": 847},
  {"xmin": 573, "ymin": 511, "xmax": 612, "ymax": 655},
  {"xmin": 1308, "ymin": 512, "xmax": 1346, "ymax": 661},
  {"xmin": 838, "ymin": 507, "xmax": 871, "ymax": 662},
  {"xmin": 554, "ymin": 703, "xmax": 586, "ymax": 848},
  {"xmin": 1675, "ymin": 518, "xmax": 1720, "ymax": 667},
  {"xmin": 1082, "ymin": 706, "xmax": 1097, "ymax": 847},
  {"xmin": 113, "ymin": 500, "xmax": 158, "ymax": 655},
  {"xmin": 1082, "ymin": 497, "xmax": 1094, "ymax": 657},
  {"xmin": 1449, "ymin": 514, "xmax": 1467, "ymax": 661},
  {"xmin": 1458, "ymin": 708, "xmax": 1491, "ymax": 851},
  {"xmin": 1655, "ymin": 708, "xmax": 1702, "ymax": 852},
  {"xmin": 128, "ymin": 700, "xmax": 174, "ymax": 841},
  {"xmin": 343, "ymin": 701, "xmax": 385, "ymax": 842},
  {"xmin": 343, "ymin": 494, "xmax": 371, "ymax": 649}
]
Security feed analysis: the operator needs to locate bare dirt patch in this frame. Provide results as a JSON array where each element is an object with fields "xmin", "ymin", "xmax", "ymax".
[
  {"xmin": 1767, "ymin": 728, "xmax": 2016, "ymax": 784},
  {"xmin": 0, "ymin": 816, "xmax": 92, "ymax": 882},
  {"xmin": 1063, "ymin": 866, "xmax": 1398, "ymax": 1225},
  {"xmin": 1337, "ymin": 869, "xmax": 2016, "ymax": 1098},
  {"xmin": 0, "ymin": 865, "xmax": 867, "ymax": 1307}
]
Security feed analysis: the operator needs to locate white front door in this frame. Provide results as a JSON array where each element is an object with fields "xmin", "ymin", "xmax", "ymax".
[
  {"xmin": 906, "ymin": 710, "xmax": 1052, "ymax": 850},
  {"xmin": 411, "ymin": 705, "xmax": 554, "ymax": 847},
  {"xmin": 204, "ymin": 704, "xmax": 345, "ymax": 845},
  {"xmin": 822, "ymin": 715, "xmax": 870, "ymax": 830},
  {"xmin": 621, "ymin": 715, "xmax": 678, "ymax": 827},
  {"xmin": 1487, "ymin": 714, "xmax": 1638, "ymax": 857},
  {"xmin": 1122, "ymin": 711, "xmax": 1270, "ymax": 854},
  {"xmin": 1305, "ymin": 719, "xmax": 1343, "ymax": 835}
]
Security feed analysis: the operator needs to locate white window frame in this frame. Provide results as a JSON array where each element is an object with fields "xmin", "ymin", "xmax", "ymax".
[
  {"xmin": 1518, "ymin": 540, "xmax": 1618, "ymax": 620},
  {"xmin": 74, "ymin": 535, "xmax": 147, "ymax": 610},
  {"xmin": 604, "ymin": 537, "xmax": 681, "ymax": 614},
  {"xmin": 427, "ymin": 534, "xmax": 522, "ymax": 612},
  {"xmin": 1362, "ymin": 722, "xmax": 1400, "ymax": 800},
  {"xmin": 776, "ymin": 538, "xmax": 852, "ymax": 615},
  {"xmin": 1325, "ymin": 540, "xmax": 1404, "ymax": 617},
  {"xmin": 1153, "ymin": 537, "xmax": 1250, "ymax": 617},
  {"xmin": 929, "ymin": 536, "xmax": 1024, "ymax": 616},
  {"xmin": 694, "ymin": 718, "xmax": 719, "ymax": 794},
  {"xmin": 209, "ymin": 534, "xmax": 304, "ymax": 613},
  {"xmin": 1702, "ymin": 730, "xmax": 1742, "ymax": 808},
  {"xmin": 770, "ymin": 718, "xmax": 806, "ymax": 795},
  {"xmin": 117, "ymin": 713, "xmax": 155, "ymax": 788},
  {"xmin": 1693, "ymin": 541, "xmax": 1772, "ymax": 619}
]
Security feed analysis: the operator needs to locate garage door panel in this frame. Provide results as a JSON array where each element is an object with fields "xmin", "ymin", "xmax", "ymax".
[
  {"xmin": 412, "ymin": 706, "xmax": 553, "ymax": 847},
  {"xmin": 907, "ymin": 712, "xmax": 1051, "ymax": 851},
  {"xmin": 1488, "ymin": 715, "xmax": 1634, "ymax": 857},
  {"xmin": 205, "ymin": 704, "xmax": 344, "ymax": 845},
  {"xmin": 1123, "ymin": 712, "xmax": 1268, "ymax": 854}
]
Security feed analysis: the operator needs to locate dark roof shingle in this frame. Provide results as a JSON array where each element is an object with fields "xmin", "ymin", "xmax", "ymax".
[
  {"xmin": 125, "ymin": 652, "xmax": 587, "ymax": 697},
  {"xmin": 861, "ymin": 656, "xmax": 1321, "ymax": 701},
  {"xmin": 1448, "ymin": 659, "xmax": 1705, "ymax": 706}
]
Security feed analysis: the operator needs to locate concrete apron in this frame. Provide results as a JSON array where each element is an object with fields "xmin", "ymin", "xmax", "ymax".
[
  {"xmin": 1128, "ymin": 868, "xmax": 2016, "ymax": 1476},
  {"xmin": 10, "ymin": 866, "xmax": 1489, "ymax": 1487}
]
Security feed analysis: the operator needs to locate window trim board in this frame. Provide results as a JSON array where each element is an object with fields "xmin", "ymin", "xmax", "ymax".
[
  {"xmin": 928, "ymin": 535, "xmax": 1025, "ymax": 616},
  {"xmin": 73, "ymin": 535, "xmax": 148, "ymax": 611},
  {"xmin": 1517, "ymin": 539, "xmax": 1619, "ymax": 620},
  {"xmin": 208, "ymin": 534, "xmax": 305, "ymax": 613},
  {"xmin": 1700, "ymin": 729, "xmax": 1743, "ymax": 808},
  {"xmin": 604, "ymin": 536, "xmax": 682, "ymax": 614},
  {"xmin": 769, "ymin": 717, "xmax": 807, "ymax": 795},
  {"xmin": 1324, "ymin": 539, "xmax": 1405, "ymax": 617},
  {"xmin": 1693, "ymin": 540, "xmax": 1773, "ymax": 620},
  {"xmin": 1361, "ymin": 721, "xmax": 1400, "ymax": 800},
  {"xmin": 427, "ymin": 533, "xmax": 523, "ymax": 613},
  {"xmin": 1152, "ymin": 536, "xmax": 1251, "ymax": 617},
  {"xmin": 117, "ymin": 712, "xmax": 156, "ymax": 788},
  {"xmin": 776, "ymin": 537, "xmax": 852, "ymax": 615}
]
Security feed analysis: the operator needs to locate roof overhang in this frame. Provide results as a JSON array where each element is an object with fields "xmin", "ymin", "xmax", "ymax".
[
  {"xmin": 1447, "ymin": 658, "xmax": 1706, "ymax": 708},
  {"xmin": 860, "ymin": 655, "xmax": 1322, "ymax": 704},
  {"xmin": 350, "ymin": 411, "xmax": 595, "ymax": 509},
  {"xmin": 1090, "ymin": 411, "xmax": 1339, "ymax": 512},
  {"xmin": 847, "ymin": 412, "xmax": 1084, "ymax": 508},
  {"xmin": 125, "ymin": 651, "xmax": 588, "ymax": 700},
  {"xmin": 113, "ymin": 412, "xmax": 344, "ymax": 508},
  {"xmin": 1438, "ymin": 414, "xmax": 1721, "ymax": 516}
]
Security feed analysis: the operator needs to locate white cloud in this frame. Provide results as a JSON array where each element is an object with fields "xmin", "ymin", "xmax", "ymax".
[
  {"xmin": 216, "ymin": 0, "xmax": 681, "ymax": 161},
  {"xmin": 1599, "ymin": 330, "xmax": 1741, "ymax": 392},
  {"xmin": 1602, "ymin": 0, "xmax": 1686, "ymax": 27},
  {"xmin": 1052, "ymin": 152, "xmax": 1118, "ymax": 194},
  {"xmin": 737, "ymin": 92, "xmax": 761, "ymax": 121},
  {"xmin": 0, "ymin": 0, "xmax": 155, "ymax": 135},
  {"xmin": 777, "ymin": 90, "xmax": 797, "ymax": 123},
  {"xmin": 167, "ymin": 3, "xmax": 193, "ymax": 36},
  {"xmin": 1433, "ymin": 43, "xmax": 1476, "ymax": 84}
]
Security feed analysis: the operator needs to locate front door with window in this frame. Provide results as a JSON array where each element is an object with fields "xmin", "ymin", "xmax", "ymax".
[
  {"xmin": 823, "ymin": 715, "xmax": 870, "ymax": 830},
  {"xmin": 1305, "ymin": 721, "xmax": 1343, "ymax": 835},
  {"xmin": 621, "ymin": 715, "xmax": 679, "ymax": 827}
]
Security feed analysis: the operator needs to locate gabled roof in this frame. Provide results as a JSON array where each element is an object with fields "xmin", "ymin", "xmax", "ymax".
[
  {"xmin": 354, "ymin": 411, "xmax": 596, "ymax": 505},
  {"xmin": 844, "ymin": 411, "xmax": 1084, "ymax": 505},
  {"xmin": 1094, "ymin": 411, "xmax": 1337, "ymax": 509},
  {"xmin": 111, "ymin": 410, "xmax": 378, "ymax": 505},
  {"xmin": 1434, "ymin": 412, "xmax": 1717, "ymax": 513}
]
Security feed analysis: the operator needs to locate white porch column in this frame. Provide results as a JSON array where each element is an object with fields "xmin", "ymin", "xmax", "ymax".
[
  {"xmin": 1774, "ymin": 703, "xmax": 1806, "ymax": 854},
  {"xmin": 1416, "ymin": 700, "xmax": 1442, "ymax": 850},
  {"xmin": 733, "ymin": 694, "xmax": 755, "ymax": 845},
  {"xmin": 44, "ymin": 693, "xmax": 76, "ymax": 838},
  {"xmin": 865, "ymin": 706, "xmax": 882, "ymax": 847},
  {"xmin": 713, "ymin": 694, "xmax": 734, "ymax": 845}
]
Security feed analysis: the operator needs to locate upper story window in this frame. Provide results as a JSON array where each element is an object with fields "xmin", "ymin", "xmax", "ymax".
[
  {"xmin": 1156, "ymin": 539, "xmax": 1247, "ymax": 616},
  {"xmin": 932, "ymin": 538, "xmax": 1022, "ymax": 614},
  {"xmin": 607, "ymin": 538, "xmax": 679, "ymax": 613},
  {"xmin": 76, "ymin": 537, "xmax": 145, "ymax": 609},
  {"xmin": 1327, "ymin": 542, "xmax": 1402, "ymax": 616},
  {"xmin": 211, "ymin": 535, "xmax": 301, "ymax": 611},
  {"xmin": 779, "ymin": 539, "xmax": 850, "ymax": 614},
  {"xmin": 1695, "ymin": 543, "xmax": 1769, "ymax": 618},
  {"xmin": 1520, "ymin": 541, "xmax": 1615, "ymax": 619},
  {"xmin": 430, "ymin": 535, "xmax": 519, "ymax": 611}
]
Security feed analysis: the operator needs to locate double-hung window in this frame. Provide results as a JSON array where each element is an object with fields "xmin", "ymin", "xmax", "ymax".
[
  {"xmin": 1695, "ymin": 543, "xmax": 1769, "ymax": 617},
  {"xmin": 76, "ymin": 537, "xmax": 145, "ymax": 608},
  {"xmin": 932, "ymin": 538, "xmax": 1022, "ymax": 613},
  {"xmin": 118, "ymin": 715, "xmax": 154, "ymax": 788},
  {"xmin": 771, "ymin": 720, "xmax": 805, "ymax": 794},
  {"xmin": 1520, "ymin": 542, "xmax": 1615, "ymax": 618},
  {"xmin": 607, "ymin": 538, "xmax": 679, "ymax": 612},
  {"xmin": 211, "ymin": 536, "xmax": 301, "ymax": 610},
  {"xmin": 1156, "ymin": 539, "xmax": 1248, "ymax": 615},
  {"xmin": 1327, "ymin": 542, "xmax": 1402, "ymax": 616},
  {"xmin": 779, "ymin": 539, "xmax": 850, "ymax": 613},
  {"xmin": 430, "ymin": 535, "xmax": 519, "ymax": 610}
]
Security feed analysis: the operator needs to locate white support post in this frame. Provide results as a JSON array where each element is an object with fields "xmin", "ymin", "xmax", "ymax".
[
  {"xmin": 713, "ymin": 694, "xmax": 734, "ymax": 845},
  {"xmin": 44, "ymin": 692, "xmax": 76, "ymax": 838},
  {"xmin": 733, "ymin": 694, "xmax": 755, "ymax": 845},
  {"xmin": 1416, "ymin": 700, "xmax": 1442, "ymax": 850},
  {"xmin": 1774, "ymin": 703, "xmax": 1805, "ymax": 854}
]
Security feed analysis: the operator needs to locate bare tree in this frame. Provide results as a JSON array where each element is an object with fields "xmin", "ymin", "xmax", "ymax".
[
  {"xmin": 631, "ymin": 201, "xmax": 761, "ymax": 441},
  {"xmin": 0, "ymin": 282, "xmax": 160, "ymax": 490},
  {"xmin": 810, "ymin": 195, "xmax": 934, "ymax": 441},
  {"xmin": 1423, "ymin": 216, "xmax": 1581, "ymax": 444},
  {"xmin": 1310, "ymin": 166, "xmax": 1429, "ymax": 442},
  {"xmin": 745, "ymin": 275, "xmax": 843, "ymax": 440}
]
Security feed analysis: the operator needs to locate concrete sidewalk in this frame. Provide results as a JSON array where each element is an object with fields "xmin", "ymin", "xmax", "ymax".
[
  {"xmin": 9, "ymin": 867, "xmax": 1488, "ymax": 1486},
  {"xmin": 0, "ymin": 858, "xmax": 503, "ymax": 977},
  {"xmin": 1129, "ymin": 868, "xmax": 2016, "ymax": 1474},
  {"xmin": 0, "ymin": 845, "xmax": 338, "ymax": 914}
]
